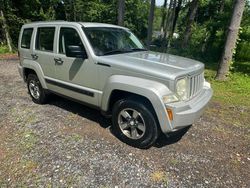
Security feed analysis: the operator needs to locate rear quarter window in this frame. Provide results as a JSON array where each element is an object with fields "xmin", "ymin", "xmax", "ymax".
[
  {"xmin": 21, "ymin": 28, "xmax": 33, "ymax": 49},
  {"xmin": 35, "ymin": 27, "xmax": 55, "ymax": 52}
]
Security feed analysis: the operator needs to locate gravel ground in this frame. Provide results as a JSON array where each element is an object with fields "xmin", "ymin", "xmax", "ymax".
[{"xmin": 0, "ymin": 59, "xmax": 249, "ymax": 187}]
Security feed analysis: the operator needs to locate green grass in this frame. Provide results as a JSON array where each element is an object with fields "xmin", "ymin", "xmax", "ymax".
[
  {"xmin": 204, "ymin": 61, "xmax": 250, "ymax": 130},
  {"xmin": 205, "ymin": 62, "xmax": 250, "ymax": 107},
  {"xmin": 0, "ymin": 45, "xmax": 10, "ymax": 54}
]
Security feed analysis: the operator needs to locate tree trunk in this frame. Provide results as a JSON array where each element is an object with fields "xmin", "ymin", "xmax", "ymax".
[
  {"xmin": 181, "ymin": 0, "xmax": 199, "ymax": 49},
  {"xmin": 72, "ymin": 0, "xmax": 76, "ymax": 21},
  {"xmin": 117, "ymin": 0, "xmax": 125, "ymax": 26},
  {"xmin": 147, "ymin": 0, "xmax": 156, "ymax": 48},
  {"xmin": 161, "ymin": 0, "xmax": 174, "ymax": 51},
  {"xmin": 0, "ymin": 9, "xmax": 12, "ymax": 52},
  {"xmin": 171, "ymin": 0, "xmax": 182, "ymax": 35},
  {"xmin": 167, "ymin": 0, "xmax": 177, "ymax": 36},
  {"xmin": 167, "ymin": 0, "xmax": 182, "ymax": 47},
  {"xmin": 160, "ymin": 0, "xmax": 168, "ymax": 35},
  {"xmin": 163, "ymin": 0, "xmax": 174, "ymax": 39},
  {"xmin": 215, "ymin": 0, "xmax": 245, "ymax": 80}
]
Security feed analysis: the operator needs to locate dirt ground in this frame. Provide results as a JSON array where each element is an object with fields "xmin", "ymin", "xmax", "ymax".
[{"xmin": 0, "ymin": 59, "xmax": 249, "ymax": 187}]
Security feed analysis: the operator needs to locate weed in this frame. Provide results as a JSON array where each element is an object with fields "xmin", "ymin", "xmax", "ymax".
[
  {"xmin": 71, "ymin": 133, "xmax": 82, "ymax": 141},
  {"xmin": 151, "ymin": 171, "xmax": 168, "ymax": 185},
  {"xmin": 21, "ymin": 160, "xmax": 38, "ymax": 172},
  {"xmin": 11, "ymin": 107, "xmax": 38, "ymax": 126},
  {"xmin": 169, "ymin": 158, "xmax": 179, "ymax": 166},
  {"xmin": 20, "ymin": 130, "xmax": 38, "ymax": 151}
]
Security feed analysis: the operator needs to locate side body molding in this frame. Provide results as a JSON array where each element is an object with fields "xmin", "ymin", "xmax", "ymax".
[
  {"xmin": 22, "ymin": 59, "xmax": 48, "ymax": 89},
  {"xmin": 101, "ymin": 75, "xmax": 173, "ymax": 133}
]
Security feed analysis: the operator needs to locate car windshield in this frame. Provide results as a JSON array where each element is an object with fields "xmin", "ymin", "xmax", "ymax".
[{"xmin": 83, "ymin": 27, "xmax": 147, "ymax": 56}]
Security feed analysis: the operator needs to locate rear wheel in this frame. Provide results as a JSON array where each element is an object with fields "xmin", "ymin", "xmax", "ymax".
[
  {"xmin": 27, "ymin": 74, "xmax": 47, "ymax": 104},
  {"xmin": 112, "ymin": 99, "xmax": 159, "ymax": 149}
]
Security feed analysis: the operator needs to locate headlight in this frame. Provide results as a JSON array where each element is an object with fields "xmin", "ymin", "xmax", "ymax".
[
  {"xmin": 176, "ymin": 77, "xmax": 188, "ymax": 100},
  {"xmin": 162, "ymin": 94, "xmax": 179, "ymax": 104}
]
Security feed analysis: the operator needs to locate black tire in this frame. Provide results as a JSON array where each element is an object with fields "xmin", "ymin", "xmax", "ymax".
[
  {"xmin": 112, "ymin": 99, "xmax": 159, "ymax": 149},
  {"xmin": 27, "ymin": 74, "xmax": 47, "ymax": 104}
]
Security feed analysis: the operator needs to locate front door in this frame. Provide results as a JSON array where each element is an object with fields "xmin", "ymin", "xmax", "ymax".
[{"xmin": 51, "ymin": 26, "xmax": 99, "ymax": 106}]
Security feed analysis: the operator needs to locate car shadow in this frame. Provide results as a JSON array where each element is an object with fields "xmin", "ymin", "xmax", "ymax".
[
  {"xmin": 69, "ymin": 58, "xmax": 85, "ymax": 81},
  {"xmin": 47, "ymin": 94, "xmax": 190, "ymax": 148},
  {"xmin": 48, "ymin": 94, "xmax": 111, "ymax": 129},
  {"xmin": 154, "ymin": 126, "xmax": 191, "ymax": 148}
]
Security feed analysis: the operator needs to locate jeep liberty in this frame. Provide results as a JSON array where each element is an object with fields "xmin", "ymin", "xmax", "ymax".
[{"xmin": 18, "ymin": 21, "xmax": 213, "ymax": 148}]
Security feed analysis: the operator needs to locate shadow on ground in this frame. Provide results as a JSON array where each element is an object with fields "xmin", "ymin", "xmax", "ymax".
[
  {"xmin": 154, "ymin": 126, "xmax": 191, "ymax": 148},
  {"xmin": 48, "ymin": 94, "xmax": 111, "ymax": 129},
  {"xmin": 47, "ymin": 94, "xmax": 188, "ymax": 148}
]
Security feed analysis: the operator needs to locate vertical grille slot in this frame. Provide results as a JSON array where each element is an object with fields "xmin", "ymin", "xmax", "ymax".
[{"xmin": 189, "ymin": 72, "xmax": 204, "ymax": 98}]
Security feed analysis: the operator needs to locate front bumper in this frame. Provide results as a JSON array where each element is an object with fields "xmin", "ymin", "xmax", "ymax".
[{"xmin": 165, "ymin": 84, "xmax": 213, "ymax": 131}]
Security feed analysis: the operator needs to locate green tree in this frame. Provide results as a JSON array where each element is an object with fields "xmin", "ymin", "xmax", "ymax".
[
  {"xmin": 124, "ymin": 0, "xmax": 150, "ymax": 40},
  {"xmin": 147, "ymin": 0, "xmax": 155, "ymax": 48},
  {"xmin": 181, "ymin": 0, "xmax": 199, "ymax": 48},
  {"xmin": 216, "ymin": 0, "xmax": 246, "ymax": 80},
  {"xmin": 0, "ymin": 0, "xmax": 12, "ymax": 52}
]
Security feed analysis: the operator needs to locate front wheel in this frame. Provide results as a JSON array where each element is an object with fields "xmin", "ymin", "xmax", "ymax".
[{"xmin": 112, "ymin": 99, "xmax": 159, "ymax": 149}]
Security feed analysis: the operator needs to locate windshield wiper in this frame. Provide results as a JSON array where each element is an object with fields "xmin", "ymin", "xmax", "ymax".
[
  {"xmin": 131, "ymin": 48, "xmax": 148, "ymax": 52},
  {"xmin": 103, "ymin": 49, "xmax": 133, "ymax": 55},
  {"xmin": 103, "ymin": 48, "xmax": 147, "ymax": 56}
]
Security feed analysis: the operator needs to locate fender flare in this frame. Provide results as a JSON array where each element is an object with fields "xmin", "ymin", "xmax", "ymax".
[
  {"xmin": 101, "ymin": 75, "xmax": 174, "ymax": 133},
  {"xmin": 22, "ymin": 59, "xmax": 48, "ymax": 89}
]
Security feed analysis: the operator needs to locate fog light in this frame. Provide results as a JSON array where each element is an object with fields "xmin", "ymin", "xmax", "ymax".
[{"xmin": 166, "ymin": 108, "xmax": 173, "ymax": 121}]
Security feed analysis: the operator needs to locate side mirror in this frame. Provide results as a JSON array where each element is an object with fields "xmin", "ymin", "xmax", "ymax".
[{"xmin": 66, "ymin": 45, "xmax": 87, "ymax": 59}]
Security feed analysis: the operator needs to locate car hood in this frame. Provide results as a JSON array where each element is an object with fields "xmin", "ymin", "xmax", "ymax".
[{"xmin": 96, "ymin": 51, "xmax": 204, "ymax": 80}]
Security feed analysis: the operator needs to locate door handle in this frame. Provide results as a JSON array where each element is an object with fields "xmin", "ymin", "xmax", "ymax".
[
  {"xmin": 54, "ymin": 58, "xmax": 64, "ymax": 65},
  {"xmin": 31, "ymin": 54, "xmax": 38, "ymax": 60}
]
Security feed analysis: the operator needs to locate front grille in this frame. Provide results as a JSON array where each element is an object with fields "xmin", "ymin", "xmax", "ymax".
[{"xmin": 189, "ymin": 72, "xmax": 204, "ymax": 98}]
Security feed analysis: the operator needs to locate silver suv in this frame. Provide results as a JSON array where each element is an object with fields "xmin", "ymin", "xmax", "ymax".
[{"xmin": 18, "ymin": 21, "xmax": 212, "ymax": 148}]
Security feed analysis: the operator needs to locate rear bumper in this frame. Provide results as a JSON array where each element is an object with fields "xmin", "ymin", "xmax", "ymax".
[
  {"xmin": 18, "ymin": 65, "xmax": 24, "ymax": 80},
  {"xmin": 165, "ymin": 84, "xmax": 213, "ymax": 131}
]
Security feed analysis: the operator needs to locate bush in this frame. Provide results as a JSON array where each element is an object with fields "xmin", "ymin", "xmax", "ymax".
[
  {"xmin": 236, "ymin": 42, "xmax": 250, "ymax": 61},
  {"xmin": 235, "ymin": 27, "xmax": 250, "ymax": 61},
  {"xmin": 0, "ymin": 45, "xmax": 10, "ymax": 54}
]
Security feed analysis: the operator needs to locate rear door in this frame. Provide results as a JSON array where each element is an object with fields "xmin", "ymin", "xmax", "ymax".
[{"xmin": 32, "ymin": 26, "xmax": 57, "ymax": 79}]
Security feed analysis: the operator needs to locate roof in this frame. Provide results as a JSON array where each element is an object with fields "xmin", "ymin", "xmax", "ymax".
[
  {"xmin": 80, "ymin": 22, "xmax": 127, "ymax": 29},
  {"xmin": 22, "ymin": 21, "xmax": 128, "ymax": 30}
]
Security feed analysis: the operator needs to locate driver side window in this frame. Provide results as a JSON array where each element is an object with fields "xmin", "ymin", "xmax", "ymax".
[{"xmin": 59, "ymin": 27, "xmax": 85, "ymax": 54}]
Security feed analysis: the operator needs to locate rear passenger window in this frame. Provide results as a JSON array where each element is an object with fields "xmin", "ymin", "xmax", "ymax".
[
  {"xmin": 21, "ymin": 28, "xmax": 33, "ymax": 49},
  {"xmin": 35, "ymin": 27, "xmax": 55, "ymax": 52}
]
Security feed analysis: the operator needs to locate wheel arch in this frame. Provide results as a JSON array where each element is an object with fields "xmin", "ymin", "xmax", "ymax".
[
  {"xmin": 101, "ymin": 75, "xmax": 174, "ymax": 133},
  {"xmin": 23, "ymin": 68, "xmax": 36, "ymax": 81},
  {"xmin": 107, "ymin": 90, "xmax": 156, "ymax": 115},
  {"xmin": 22, "ymin": 59, "xmax": 47, "ymax": 89}
]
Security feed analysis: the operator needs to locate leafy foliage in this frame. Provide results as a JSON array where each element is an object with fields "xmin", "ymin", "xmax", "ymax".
[
  {"xmin": 153, "ymin": 0, "xmax": 250, "ymax": 63},
  {"xmin": 0, "ymin": 0, "xmax": 150, "ymax": 46},
  {"xmin": 0, "ymin": 45, "xmax": 10, "ymax": 54},
  {"xmin": 0, "ymin": 0, "xmax": 249, "ymax": 64}
]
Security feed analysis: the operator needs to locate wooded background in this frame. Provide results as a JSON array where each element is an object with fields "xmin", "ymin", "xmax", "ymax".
[{"xmin": 0, "ymin": 0, "xmax": 249, "ymax": 80}]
